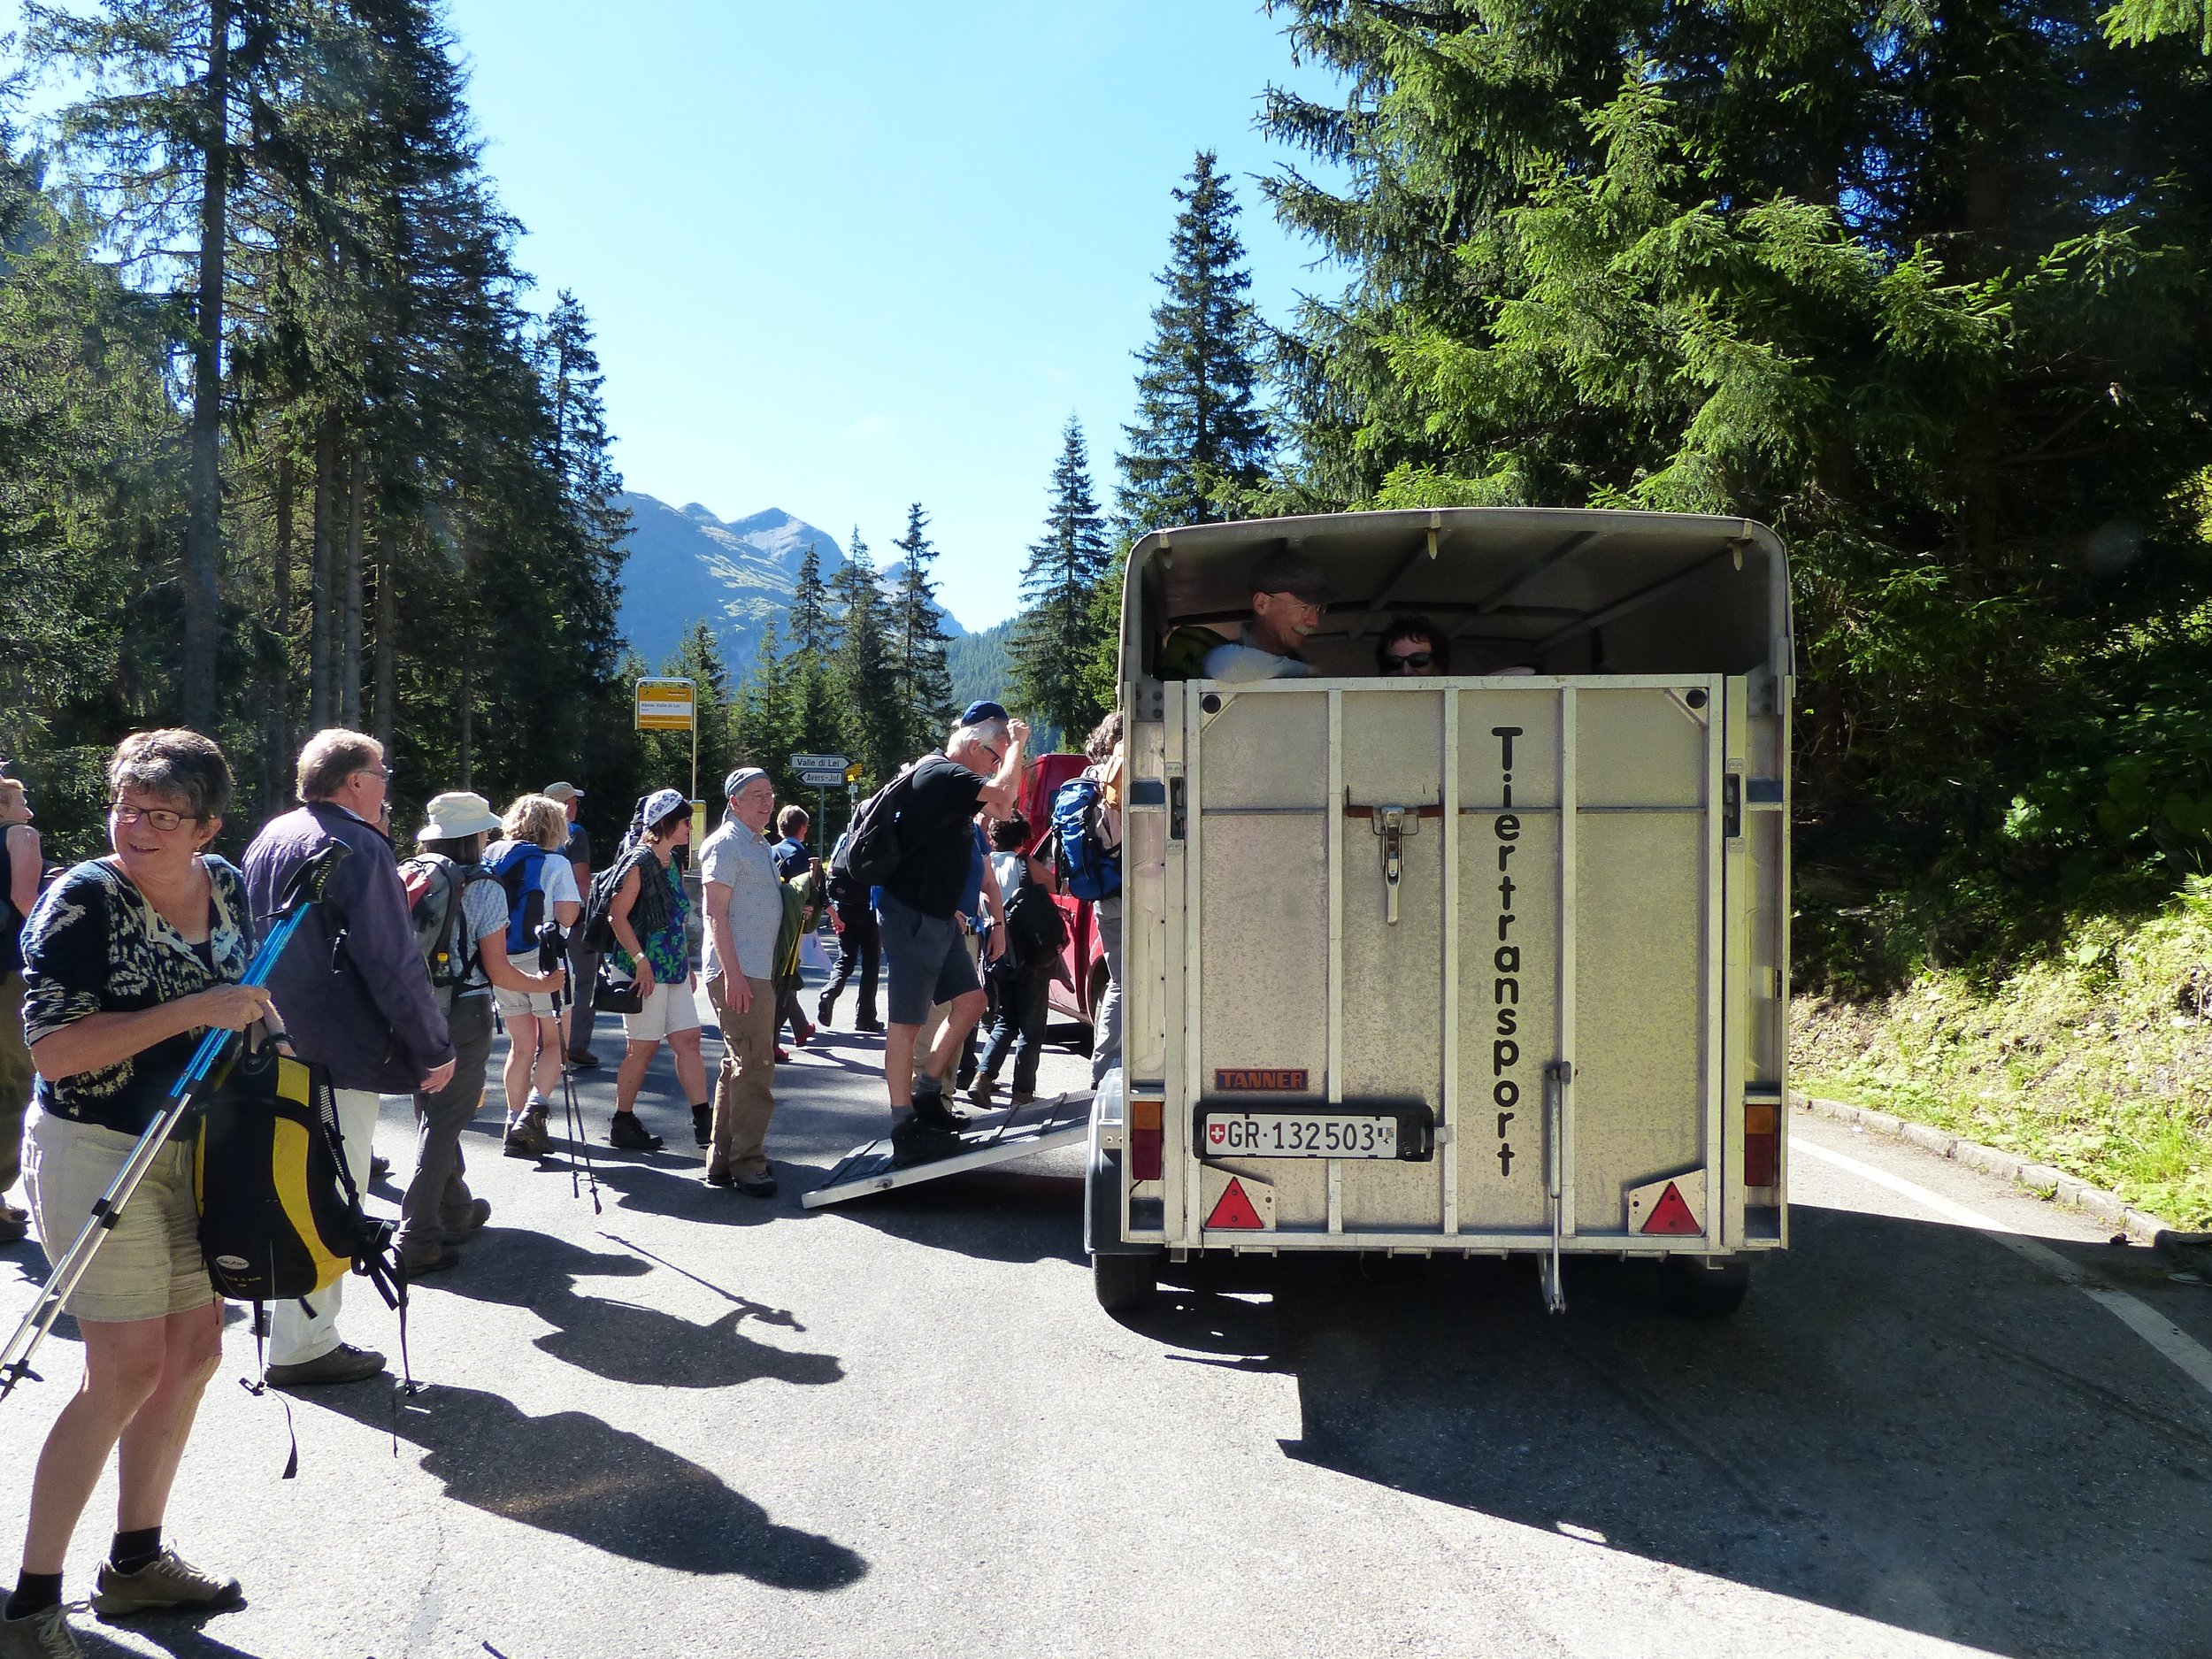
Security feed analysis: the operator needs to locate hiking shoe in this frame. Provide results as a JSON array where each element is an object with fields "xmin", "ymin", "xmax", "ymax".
[
  {"xmin": 889, "ymin": 1115, "xmax": 964, "ymax": 1167},
  {"xmin": 0, "ymin": 1602, "xmax": 80, "ymax": 1656},
  {"xmin": 1010, "ymin": 1090, "xmax": 1038, "ymax": 1106},
  {"xmin": 608, "ymin": 1112, "xmax": 663, "ymax": 1152},
  {"xmin": 0, "ymin": 1209, "xmax": 26, "ymax": 1246},
  {"xmin": 399, "ymin": 1245, "xmax": 461, "ymax": 1279},
  {"xmin": 264, "ymin": 1342, "xmax": 386, "ymax": 1391},
  {"xmin": 368, "ymin": 1152, "xmax": 392, "ymax": 1183},
  {"xmin": 856, "ymin": 1018, "xmax": 885, "ymax": 1033},
  {"xmin": 731, "ymin": 1169, "xmax": 778, "ymax": 1199},
  {"xmin": 503, "ymin": 1109, "xmax": 553, "ymax": 1158},
  {"xmin": 442, "ymin": 1197, "xmax": 492, "ymax": 1244},
  {"xmin": 92, "ymin": 1546, "xmax": 242, "ymax": 1619},
  {"xmin": 815, "ymin": 993, "xmax": 836, "ymax": 1026},
  {"xmin": 702, "ymin": 1168, "xmax": 734, "ymax": 1188},
  {"xmin": 569, "ymin": 1050, "xmax": 602, "ymax": 1070},
  {"xmin": 911, "ymin": 1085, "xmax": 970, "ymax": 1132},
  {"xmin": 965, "ymin": 1074, "xmax": 998, "ymax": 1106},
  {"xmin": 692, "ymin": 1104, "xmax": 713, "ymax": 1147}
]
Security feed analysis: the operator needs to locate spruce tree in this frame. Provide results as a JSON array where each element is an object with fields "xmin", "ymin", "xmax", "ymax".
[
  {"xmin": 827, "ymin": 527, "xmax": 903, "ymax": 786},
  {"xmin": 887, "ymin": 502, "xmax": 955, "ymax": 757},
  {"xmin": 1010, "ymin": 416, "xmax": 1112, "ymax": 744},
  {"xmin": 1118, "ymin": 150, "xmax": 1274, "ymax": 536}
]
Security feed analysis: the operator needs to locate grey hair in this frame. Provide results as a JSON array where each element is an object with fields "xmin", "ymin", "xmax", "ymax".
[
  {"xmin": 111, "ymin": 728, "xmax": 234, "ymax": 822},
  {"xmin": 296, "ymin": 727, "xmax": 381, "ymax": 803},
  {"xmin": 949, "ymin": 717, "xmax": 1010, "ymax": 751}
]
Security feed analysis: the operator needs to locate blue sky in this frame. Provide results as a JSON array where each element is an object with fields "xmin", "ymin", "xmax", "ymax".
[{"xmin": 437, "ymin": 0, "xmax": 1348, "ymax": 630}]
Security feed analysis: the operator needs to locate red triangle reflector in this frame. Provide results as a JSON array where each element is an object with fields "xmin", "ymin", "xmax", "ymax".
[
  {"xmin": 1204, "ymin": 1179, "xmax": 1264, "ymax": 1230},
  {"xmin": 1641, "ymin": 1181, "xmax": 1701, "ymax": 1235}
]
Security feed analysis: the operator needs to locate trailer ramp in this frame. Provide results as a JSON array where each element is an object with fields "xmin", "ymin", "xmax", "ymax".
[{"xmin": 803, "ymin": 1090, "xmax": 1094, "ymax": 1209}]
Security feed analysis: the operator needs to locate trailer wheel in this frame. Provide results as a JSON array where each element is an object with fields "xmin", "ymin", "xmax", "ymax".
[
  {"xmin": 1093, "ymin": 1251, "xmax": 1157, "ymax": 1314},
  {"xmin": 1663, "ymin": 1256, "xmax": 1749, "ymax": 1318}
]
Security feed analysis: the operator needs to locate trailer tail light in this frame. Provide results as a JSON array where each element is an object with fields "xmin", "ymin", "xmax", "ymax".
[
  {"xmin": 1743, "ymin": 1102, "xmax": 1779, "ymax": 1187},
  {"xmin": 1130, "ymin": 1096, "xmax": 1164, "ymax": 1182}
]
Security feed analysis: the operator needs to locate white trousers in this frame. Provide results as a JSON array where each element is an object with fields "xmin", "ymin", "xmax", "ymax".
[{"xmin": 269, "ymin": 1085, "xmax": 379, "ymax": 1367}]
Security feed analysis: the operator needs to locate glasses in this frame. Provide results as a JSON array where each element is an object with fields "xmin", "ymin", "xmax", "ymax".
[
  {"xmin": 974, "ymin": 743, "xmax": 1005, "ymax": 772},
  {"xmin": 352, "ymin": 764, "xmax": 394, "ymax": 782},
  {"xmin": 110, "ymin": 802, "xmax": 199, "ymax": 833},
  {"xmin": 1382, "ymin": 650, "xmax": 1433, "ymax": 672}
]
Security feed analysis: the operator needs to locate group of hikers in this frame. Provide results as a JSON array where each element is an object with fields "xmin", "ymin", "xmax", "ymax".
[{"xmin": 0, "ymin": 693, "xmax": 1125, "ymax": 1658}]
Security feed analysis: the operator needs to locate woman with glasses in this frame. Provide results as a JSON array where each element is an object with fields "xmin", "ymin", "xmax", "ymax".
[
  {"xmin": 4, "ymin": 731, "xmax": 273, "ymax": 1656},
  {"xmin": 1375, "ymin": 617, "xmax": 1451, "ymax": 677}
]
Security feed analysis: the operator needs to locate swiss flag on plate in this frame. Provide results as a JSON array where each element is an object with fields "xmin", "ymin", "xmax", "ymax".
[{"xmin": 1207, "ymin": 1122, "xmax": 1227, "ymax": 1148}]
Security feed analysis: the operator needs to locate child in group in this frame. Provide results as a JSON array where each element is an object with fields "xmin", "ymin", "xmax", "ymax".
[{"xmin": 967, "ymin": 833, "xmax": 1069, "ymax": 1107}]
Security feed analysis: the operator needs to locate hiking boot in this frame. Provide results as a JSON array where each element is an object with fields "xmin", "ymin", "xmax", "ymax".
[
  {"xmin": 692, "ymin": 1104, "xmax": 713, "ymax": 1147},
  {"xmin": 503, "ymin": 1106, "xmax": 553, "ymax": 1158},
  {"xmin": 889, "ymin": 1114, "xmax": 965, "ymax": 1167},
  {"xmin": 910, "ymin": 1084, "xmax": 970, "ymax": 1132},
  {"xmin": 608, "ymin": 1111, "xmax": 663, "ymax": 1152},
  {"xmin": 965, "ymin": 1074, "xmax": 998, "ymax": 1106},
  {"xmin": 264, "ymin": 1341, "xmax": 386, "ymax": 1391},
  {"xmin": 856, "ymin": 1017, "xmax": 885, "ymax": 1033},
  {"xmin": 1010, "ymin": 1089, "xmax": 1038, "ymax": 1107},
  {"xmin": 442, "ymin": 1197, "xmax": 492, "ymax": 1244},
  {"xmin": 731, "ymin": 1168, "xmax": 778, "ymax": 1199},
  {"xmin": 92, "ymin": 1546, "xmax": 242, "ymax": 1619},
  {"xmin": 0, "ymin": 1602, "xmax": 80, "ymax": 1656},
  {"xmin": 398, "ymin": 1244, "xmax": 461, "ymax": 1279}
]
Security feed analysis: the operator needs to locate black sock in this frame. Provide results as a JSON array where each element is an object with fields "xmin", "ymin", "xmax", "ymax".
[
  {"xmin": 110, "ymin": 1526, "xmax": 162, "ymax": 1574},
  {"xmin": 7, "ymin": 1570, "xmax": 64, "ymax": 1619},
  {"xmin": 691, "ymin": 1101, "xmax": 710, "ymax": 1114}
]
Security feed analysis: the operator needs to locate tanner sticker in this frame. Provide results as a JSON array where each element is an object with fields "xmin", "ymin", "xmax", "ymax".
[{"xmin": 1214, "ymin": 1067, "xmax": 1310, "ymax": 1093}]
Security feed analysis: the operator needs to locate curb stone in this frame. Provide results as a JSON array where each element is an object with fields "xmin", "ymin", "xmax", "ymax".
[{"xmin": 1791, "ymin": 1090, "xmax": 2183, "ymax": 1251}]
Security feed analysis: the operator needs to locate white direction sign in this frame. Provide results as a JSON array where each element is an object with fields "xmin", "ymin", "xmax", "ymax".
[
  {"xmin": 796, "ymin": 769, "xmax": 846, "ymax": 787},
  {"xmin": 789, "ymin": 753, "xmax": 848, "ymax": 772}
]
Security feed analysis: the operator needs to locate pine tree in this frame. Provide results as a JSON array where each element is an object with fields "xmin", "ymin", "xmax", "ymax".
[
  {"xmin": 787, "ymin": 540, "xmax": 833, "ymax": 657},
  {"xmin": 1010, "ymin": 417, "xmax": 1112, "ymax": 743},
  {"xmin": 827, "ymin": 526, "xmax": 902, "ymax": 786},
  {"xmin": 887, "ymin": 502, "xmax": 955, "ymax": 757},
  {"xmin": 1118, "ymin": 150, "xmax": 1275, "ymax": 536}
]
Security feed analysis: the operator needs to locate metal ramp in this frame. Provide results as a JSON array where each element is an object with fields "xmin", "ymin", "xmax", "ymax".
[{"xmin": 803, "ymin": 1090, "xmax": 1094, "ymax": 1209}]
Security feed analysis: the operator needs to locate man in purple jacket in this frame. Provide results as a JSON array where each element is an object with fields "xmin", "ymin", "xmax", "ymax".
[{"xmin": 244, "ymin": 729, "xmax": 455, "ymax": 1389}]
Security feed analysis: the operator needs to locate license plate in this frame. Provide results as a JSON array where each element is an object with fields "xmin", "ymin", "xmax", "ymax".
[{"xmin": 1201, "ymin": 1112, "xmax": 1404, "ymax": 1159}]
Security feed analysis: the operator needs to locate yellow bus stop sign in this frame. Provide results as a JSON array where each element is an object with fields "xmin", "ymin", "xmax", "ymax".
[{"xmin": 634, "ymin": 678, "xmax": 695, "ymax": 732}]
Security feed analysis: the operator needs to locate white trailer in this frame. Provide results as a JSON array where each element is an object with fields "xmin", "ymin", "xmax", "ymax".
[{"xmin": 1087, "ymin": 507, "xmax": 1792, "ymax": 1317}]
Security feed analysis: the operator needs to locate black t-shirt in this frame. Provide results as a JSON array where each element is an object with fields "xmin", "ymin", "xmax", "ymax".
[
  {"xmin": 882, "ymin": 754, "xmax": 987, "ymax": 919},
  {"xmin": 564, "ymin": 822, "xmax": 590, "ymax": 872}
]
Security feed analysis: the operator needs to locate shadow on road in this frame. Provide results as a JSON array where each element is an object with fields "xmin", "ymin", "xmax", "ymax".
[
  {"xmin": 1120, "ymin": 1204, "xmax": 2212, "ymax": 1659},
  {"xmin": 419, "ymin": 1227, "xmax": 845, "ymax": 1392},
  {"xmin": 825, "ymin": 1167, "xmax": 1088, "ymax": 1266},
  {"xmin": 79, "ymin": 1623, "xmax": 271, "ymax": 1658},
  {"xmin": 311, "ymin": 1380, "xmax": 868, "ymax": 1589}
]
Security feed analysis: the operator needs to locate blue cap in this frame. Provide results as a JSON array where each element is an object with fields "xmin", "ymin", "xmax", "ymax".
[{"xmin": 959, "ymin": 701, "xmax": 1010, "ymax": 726}]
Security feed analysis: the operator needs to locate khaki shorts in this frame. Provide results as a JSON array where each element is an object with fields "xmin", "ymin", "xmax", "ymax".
[
  {"xmin": 493, "ymin": 951, "xmax": 562, "ymax": 1020},
  {"xmin": 621, "ymin": 976, "xmax": 702, "ymax": 1044},
  {"xmin": 25, "ymin": 1108, "xmax": 214, "ymax": 1324}
]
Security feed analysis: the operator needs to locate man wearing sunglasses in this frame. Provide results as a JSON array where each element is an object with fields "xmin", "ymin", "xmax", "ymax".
[
  {"xmin": 1375, "ymin": 617, "xmax": 1450, "ymax": 676},
  {"xmin": 876, "ymin": 701, "xmax": 1027, "ymax": 1164},
  {"xmin": 1200, "ymin": 549, "xmax": 1335, "ymax": 682}
]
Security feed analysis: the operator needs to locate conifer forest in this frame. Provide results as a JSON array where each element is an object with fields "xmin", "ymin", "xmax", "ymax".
[{"xmin": 4, "ymin": 0, "xmax": 2211, "ymax": 996}]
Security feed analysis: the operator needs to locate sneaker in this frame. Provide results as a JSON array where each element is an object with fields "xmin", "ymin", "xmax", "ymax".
[
  {"xmin": 608, "ymin": 1111, "xmax": 663, "ymax": 1152},
  {"xmin": 692, "ymin": 1104, "xmax": 713, "ymax": 1147},
  {"xmin": 965, "ymin": 1075, "xmax": 998, "ymax": 1106},
  {"xmin": 0, "ymin": 1602, "xmax": 81, "ymax": 1655},
  {"xmin": 398, "ymin": 1244, "xmax": 461, "ymax": 1279},
  {"xmin": 442, "ymin": 1197, "xmax": 492, "ymax": 1244},
  {"xmin": 731, "ymin": 1169, "xmax": 778, "ymax": 1199},
  {"xmin": 264, "ymin": 1341, "xmax": 386, "ymax": 1391},
  {"xmin": 889, "ymin": 1115, "xmax": 965, "ymax": 1167},
  {"xmin": 91, "ymin": 1546, "xmax": 242, "ymax": 1618}
]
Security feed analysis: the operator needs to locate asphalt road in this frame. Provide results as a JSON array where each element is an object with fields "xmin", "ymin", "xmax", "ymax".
[{"xmin": 4, "ymin": 975, "xmax": 2210, "ymax": 1659}]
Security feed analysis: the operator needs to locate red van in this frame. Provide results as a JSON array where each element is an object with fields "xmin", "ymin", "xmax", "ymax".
[{"xmin": 1015, "ymin": 751, "xmax": 1110, "ymax": 1048}]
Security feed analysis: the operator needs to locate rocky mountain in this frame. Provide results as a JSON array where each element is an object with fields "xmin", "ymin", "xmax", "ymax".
[{"xmin": 613, "ymin": 492, "xmax": 966, "ymax": 675}]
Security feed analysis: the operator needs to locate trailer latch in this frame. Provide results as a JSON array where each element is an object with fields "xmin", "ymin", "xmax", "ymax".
[{"xmin": 1372, "ymin": 807, "xmax": 1417, "ymax": 925}]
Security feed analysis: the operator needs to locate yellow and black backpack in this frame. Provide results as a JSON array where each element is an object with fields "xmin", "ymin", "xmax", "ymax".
[{"xmin": 194, "ymin": 1045, "xmax": 403, "ymax": 1313}]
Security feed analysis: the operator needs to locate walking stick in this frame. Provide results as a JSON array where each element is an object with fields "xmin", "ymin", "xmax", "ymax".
[
  {"xmin": 1, "ymin": 841, "xmax": 351, "ymax": 1400},
  {"xmin": 537, "ymin": 921, "xmax": 601, "ymax": 1214}
]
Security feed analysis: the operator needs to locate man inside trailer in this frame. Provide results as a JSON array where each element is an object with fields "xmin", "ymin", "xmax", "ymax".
[{"xmin": 1200, "ymin": 549, "xmax": 1334, "ymax": 682}]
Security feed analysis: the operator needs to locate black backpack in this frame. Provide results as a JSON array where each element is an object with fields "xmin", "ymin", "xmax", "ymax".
[
  {"xmin": 832, "ymin": 765, "xmax": 918, "ymax": 890},
  {"xmin": 398, "ymin": 853, "xmax": 500, "ymax": 1007}
]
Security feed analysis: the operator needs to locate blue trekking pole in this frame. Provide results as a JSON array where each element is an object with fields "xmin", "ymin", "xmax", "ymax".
[{"xmin": 0, "ymin": 842, "xmax": 350, "ymax": 1400}]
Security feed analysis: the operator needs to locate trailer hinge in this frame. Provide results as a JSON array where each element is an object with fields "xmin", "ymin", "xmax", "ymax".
[
  {"xmin": 1168, "ymin": 776, "xmax": 1187, "ymax": 841},
  {"xmin": 1722, "ymin": 772, "xmax": 1742, "ymax": 839}
]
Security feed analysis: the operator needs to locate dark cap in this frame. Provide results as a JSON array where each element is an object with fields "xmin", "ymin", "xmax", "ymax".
[
  {"xmin": 959, "ymin": 701, "xmax": 1010, "ymax": 726},
  {"xmin": 1248, "ymin": 547, "xmax": 1334, "ymax": 606}
]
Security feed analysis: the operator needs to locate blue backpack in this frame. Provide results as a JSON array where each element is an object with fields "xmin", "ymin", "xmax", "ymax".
[
  {"xmin": 486, "ymin": 842, "xmax": 555, "ymax": 953},
  {"xmin": 1052, "ymin": 775, "xmax": 1121, "ymax": 903}
]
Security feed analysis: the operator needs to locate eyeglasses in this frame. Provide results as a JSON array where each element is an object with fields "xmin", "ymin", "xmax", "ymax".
[
  {"xmin": 1382, "ymin": 650, "xmax": 1433, "ymax": 672},
  {"xmin": 110, "ymin": 803, "xmax": 198, "ymax": 833},
  {"xmin": 352, "ymin": 764, "xmax": 394, "ymax": 782},
  {"xmin": 974, "ymin": 743, "xmax": 1005, "ymax": 772}
]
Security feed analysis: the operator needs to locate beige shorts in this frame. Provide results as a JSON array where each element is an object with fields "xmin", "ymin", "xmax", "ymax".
[
  {"xmin": 25, "ymin": 1109, "xmax": 214, "ymax": 1324},
  {"xmin": 622, "ymin": 976, "xmax": 702, "ymax": 1045},
  {"xmin": 493, "ymin": 952, "xmax": 563, "ymax": 1021}
]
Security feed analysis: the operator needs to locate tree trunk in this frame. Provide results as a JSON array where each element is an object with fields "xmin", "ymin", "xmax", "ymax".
[
  {"xmin": 373, "ymin": 524, "xmax": 396, "ymax": 749},
  {"xmin": 341, "ymin": 448, "xmax": 365, "ymax": 727},
  {"xmin": 272, "ymin": 445, "xmax": 294, "ymax": 807},
  {"xmin": 180, "ymin": 0, "xmax": 228, "ymax": 728},
  {"xmin": 457, "ymin": 529, "xmax": 474, "ymax": 787},
  {"xmin": 310, "ymin": 419, "xmax": 334, "ymax": 731}
]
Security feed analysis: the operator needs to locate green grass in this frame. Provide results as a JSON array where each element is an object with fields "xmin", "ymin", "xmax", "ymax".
[{"xmin": 1794, "ymin": 875, "xmax": 2212, "ymax": 1228}]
